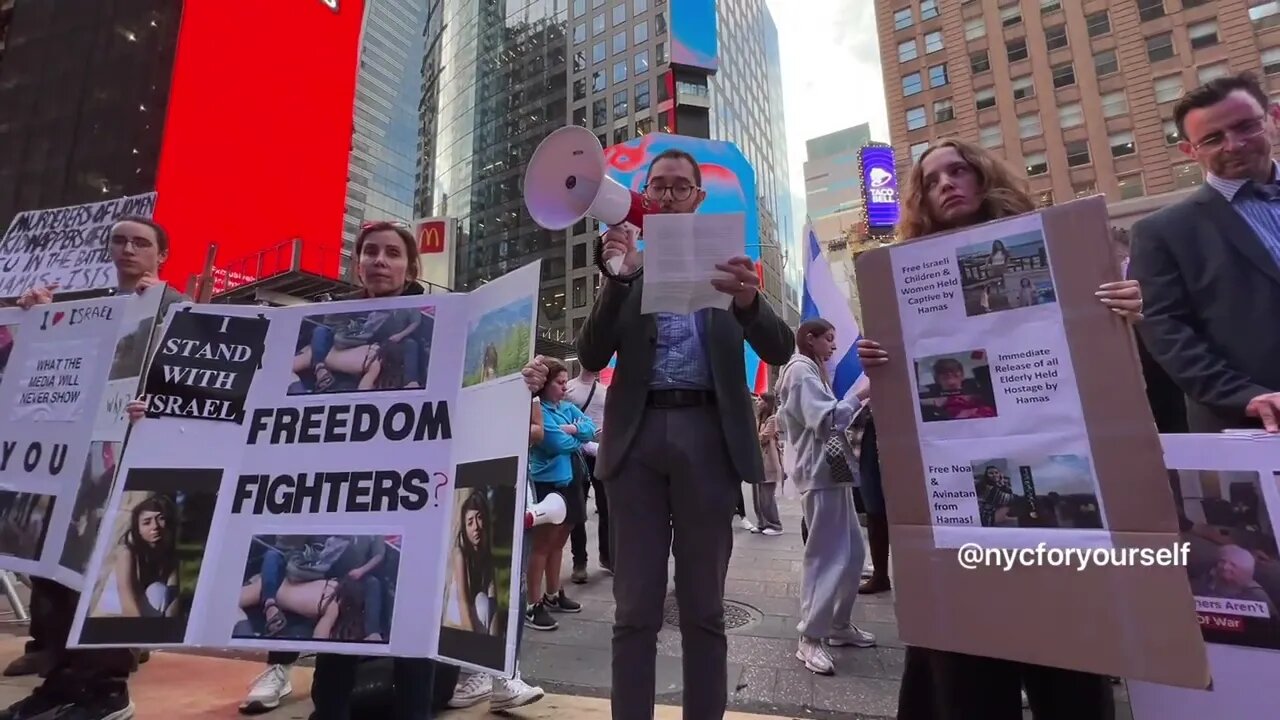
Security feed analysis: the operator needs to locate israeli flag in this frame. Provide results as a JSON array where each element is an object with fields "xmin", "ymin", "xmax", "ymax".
[{"xmin": 800, "ymin": 221, "xmax": 866, "ymax": 402}]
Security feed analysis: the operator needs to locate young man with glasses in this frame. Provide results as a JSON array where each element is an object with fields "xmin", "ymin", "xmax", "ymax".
[
  {"xmin": 577, "ymin": 148, "xmax": 794, "ymax": 720},
  {"xmin": 1130, "ymin": 73, "xmax": 1280, "ymax": 434},
  {"xmin": 2, "ymin": 216, "xmax": 187, "ymax": 720}
]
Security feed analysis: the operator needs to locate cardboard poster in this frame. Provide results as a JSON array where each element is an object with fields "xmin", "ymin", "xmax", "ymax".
[
  {"xmin": 68, "ymin": 264, "xmax": 540, "ymax": 675},
  {"xmin": 143, "ymin": 310, "xmax": 270, "ymax": 423},
  {"xmin": 854, "ymin": 197, "xmax": 1209, "ymax": 688}
]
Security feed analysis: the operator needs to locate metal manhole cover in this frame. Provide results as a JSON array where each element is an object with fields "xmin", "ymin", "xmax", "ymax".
[{"xmin": 662, "ymin": 596, "xmax": 759, "ymax": 630}]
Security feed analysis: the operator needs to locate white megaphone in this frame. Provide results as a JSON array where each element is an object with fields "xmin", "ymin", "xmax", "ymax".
[
  {"xmin": 525, "ymin": 491, "xmax": 567, "ymax": 529},
  {"xmin": 523, "ymin": 126, "xmax": 653, "ymax": 276}
]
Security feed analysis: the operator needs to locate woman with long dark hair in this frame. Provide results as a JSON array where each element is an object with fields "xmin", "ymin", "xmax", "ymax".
[
  {"xmin": 443, "ymin": 491, "xmax": 498, "ymax": 634},
  {"xmin": 753, "ymin": 392, "xmax": 784, "ymax": 535},
  {"xmin": 778, "ymin": 318, "xmax": 876, "ymax": 676},
  {"xmin": 856, "ymin": 139, "xmax": 1142, "ymax": 720},
  {"xmin": 113, "ymin": 494, "xmax": 178, "ymax": 618}
]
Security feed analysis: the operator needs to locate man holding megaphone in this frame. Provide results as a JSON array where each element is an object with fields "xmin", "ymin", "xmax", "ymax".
[{"xmin": 573, "ymin": 148, "xmax": 795, "ymax": 720}]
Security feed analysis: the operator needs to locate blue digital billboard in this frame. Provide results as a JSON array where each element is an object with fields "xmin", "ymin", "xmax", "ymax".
[
  {"xmin": 670, "ymin": 0, "xmax": 719, "ymax": 73},
  {"xmin": 859, "ymin": 144, "xmax": 900, "ymax": 232}
]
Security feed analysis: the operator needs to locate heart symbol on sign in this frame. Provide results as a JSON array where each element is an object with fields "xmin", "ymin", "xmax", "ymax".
[{"xmin": 51, "ymin": 312, "xmax": 65, "ymax": 326}]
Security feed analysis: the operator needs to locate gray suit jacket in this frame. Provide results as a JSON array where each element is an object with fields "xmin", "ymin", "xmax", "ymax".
[
  {"xmin": 1129, "ymin": 183, "xmax": 1280, "ymax": 432},
  {"xmin": 575, "ymin": 276, "xmax": 795, "ymax": 483}
]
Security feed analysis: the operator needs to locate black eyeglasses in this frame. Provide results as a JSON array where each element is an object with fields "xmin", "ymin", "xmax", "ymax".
[
  {"xmin": 109, "ymin": 236, "xmax": 154, "ymax": 249},
  {"xmin": 642, "ymin": 183, "xmax": 699, "ymax": 201}
]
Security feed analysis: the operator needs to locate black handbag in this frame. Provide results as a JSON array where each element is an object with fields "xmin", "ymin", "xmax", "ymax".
[{"xmin": 824, "ymin": 434, "xmax": 856, "ymax": 485}]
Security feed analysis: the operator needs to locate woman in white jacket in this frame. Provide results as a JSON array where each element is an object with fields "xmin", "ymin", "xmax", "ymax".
[{"xmin": 778, "ymin": 318, "xmax": 876, "ymax": 676}]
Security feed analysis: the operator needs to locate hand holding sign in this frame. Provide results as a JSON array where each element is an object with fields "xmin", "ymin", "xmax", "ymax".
[{"xmin": 17, "ymin": 284, "xmax": 58, "ymax": 310}]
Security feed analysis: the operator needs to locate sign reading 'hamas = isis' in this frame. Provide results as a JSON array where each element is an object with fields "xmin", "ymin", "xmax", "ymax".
[{"xmin": 144, "ymin": 310, "xmax": 269, "ymax": 423}]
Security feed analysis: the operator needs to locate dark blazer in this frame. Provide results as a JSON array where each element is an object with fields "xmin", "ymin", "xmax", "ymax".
[
  {"xmin": 1129, "ymin": 183, "xmax": 1280, "ymax": 432},
  {"xmin": 576, "ymin": 276, "xmax": 794, "ymax": 483}
]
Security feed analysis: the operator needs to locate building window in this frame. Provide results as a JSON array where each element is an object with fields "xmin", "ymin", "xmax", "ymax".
[
  {"xmin": 925, "ymin": 31, "xmax": 944, "ymax": 53},
  {"xmin": 636, "ymin": 116, "xmax": 653, "ymax": 135},
  {"xmin": 910, "ymin": 141, "xmax": 931, "ymax": 163},
  {"xmin": 1025, "ymin": 152, "xmax": 1048, "ymax": 176},
  {"xmin": 1182, "ymin": 0, "xmax": 1208, "ymax": 7},
  {"xmin": 1252, "ymin": 2, "xmax": 1280, "ymax": 31},
  {"xmin": 613, "ymin": 3, "xmax": 627, "ymax": 26},
  {"xmin": 614, "ymin": 60, "xmax": 627, "ymax": 83},
  {"xmin": 634, "ymin": 0, "xmax": 647, "ymax": 12},
  {"xmin": 1012, "ymin": 75, "xmax": 1035, "ymax": 100},
  {"xmin": 658, "ymin": 111, "xmax": 670, "ymax": 132},
  {"xmin": 979, "ymin": 124, "xmax": 1002, "ymax": 148},
  {"xmin": 634, "ymin": 50, "xmax": 649, "ymax": 75},
  {"xmin": 1058, "ymin": 102, "xmax": 1083, "ymax": 128},
  {"xmin": 613, "ymin": 31, "xmax": 627, "ymax": 55},
  {"xmin": 921, "ymin": 0, "xmax": 940, "ymax": 20},
  {"xmin": 975, "ymin": 88, "xmax": 997, "ymax": 111},
  {"xmin": 1173, "ymin": 163, "xmax": 1204, "ymax": 189},
  {"xmin": 574, "ymin": 0, "xmax": 587, "ymax": 18},
  {"xmin": 1018, "ymin": 113, "xmax": 1043, "ymax": 139},
  {"xmin": 1000, "ymin": 4, "xmax": 1022, "ymax": 27},
  {"xmin": 655, "ymin": 10, "xmax": 666, "ymax": 34},
  {"xmin": 573, "ymin": 277, "xmax": 587, "ymax": 308},
  {"xmin": 1198, "ymin": 62, "xmax": 1229, "ymax": 84},
  {"xmin": 594, "ymin": 13, "xmax": 606, "ymax": 36},
  {"xmin": 906, "ymin": 106, "xmax": 928, "ymax": 131},
  {"xmin": 613, "ymin": 126, "xmax": 629, "ymax": 146},
  {"xmin": 964, "ymin": 17, "xmax": 986, "ymax": 40},
  {"xmin": 971, "ymin": 50, "xmax": 991, "ymax": 73},
  {"xmin": 656, "ymin": 41, "xmax": 668, "ymax": 63},
  {"xmin": 1146, "ymin": 33, "xmax": 1175, "ymax": 62},
  {"xmin": 1109, "ymin": 131, "xmax": 1136, "ymax": 157},
  {"xmin": 899, "ymin": 39, "xmax": 919, "ymax": 62},
  {"xmin": 894, "ymin": 7, "xmax": 913, "ymax": 30},
  {"xmin": 1037, "ymin": 190, "xmax": 1054, "ymax": 208},
  {"xmin": 574, "ymin": 78, "xmax": 587, "ymax": 101},
  {"xmin": 574, "ymin": 50, "xmax": 587, "ymax": 72},
  {"xmin": 573, "ymin": 105, "xmax": 588, "ymax": 126},
  {"xmin": 1045, "ymin": 25, "xmax": 1068, "ymax": 51},
  {"xmin": 593, "ymin": 99, "xmax": 608, "ymax": 127},
  {"xmin": 1163, "ymin": 120, "xmax": 1180, "ymax": 144},
  {"xmin": 1041, "ymin": 0, "xmax": 1062, "ymax": 12},
  {"xmin": 1086, "ymin": 10, "xmax": 1111, "ymax": 37},
  {"xmin": 934, "ymin": 98, "xmax": 955, "ymax": 122},
  {"xmin": 1137, "ymin": 0, "xmax": 1165, "ymax": 23},
  {"xmin": 613, "ymin": 89, "xmax": 629, "ymax": 119},
  {"xmin": 634, "ymin": 20, "xmax": 648, "ymax": 44},
  {"xmin": 1189, "ymin": 21, "xmax": 1219, "ymax": 50},
  {"xmin": 903, "ymin": 72, "xmax": 923, "ymax": 96},
  {"xmin": 1073, "ymin": 180, "xmax": 1097, "ymax": 198},
  {"xmin": 1052, "ymin": 62, "xmax": 1075, "ymax": 88},
  {"xmin": 572, "ymin": 243, "xmax": 587, "ymax": 269},
  {"xmin": 1093, "ymin": 50, "xmax": 1119, "ymax": 77},
  {"xmin": 1007, "ymin": 38, "xmax": 1029, "ymax": 63},
  {"xmin": 1265, "ymin": 48, "xmax": 1280, "ymax": 76},
  {"xmin": 593, "ymin": 70, "xmax": 606, "ymax": 92},
  {"xmin": 1118, "ymin": 173, "xmax": 1145, "ymax": 199},
  {"xmin": 1153, "ymin": 75, "xmax": 1183, "ymax": 103},
  {"xmin": 635, "ymin": 81, "xmax": 650, "ymax": 110},
  {"xmin": 1066, "ymin": 140, "xmax": 1092, "ymax": 167},
  {"xmin": 593, "ymin": 41, "xmax": 606, "ymax": 63},
  {"xmin": 929, "ymin": 63, "xmax": 949, "ymax": 88},
  {"xmin": 1101, "ymin": 91, "xmax": 1128, "ymax": 119},
  {"xmin": 574, "ymin": 23, "xmax": 587, "ymax": 43}
]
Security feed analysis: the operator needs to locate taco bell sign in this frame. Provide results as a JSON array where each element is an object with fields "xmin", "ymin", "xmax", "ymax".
[{"xmin": 859, "ymin": 144, "xmax": 900, "ymax": 233}]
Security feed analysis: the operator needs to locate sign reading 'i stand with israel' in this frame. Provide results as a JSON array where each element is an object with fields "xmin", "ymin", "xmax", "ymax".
[{"xmin": 859, "ymin": 143, "xmax": 900, "ymax": 235}]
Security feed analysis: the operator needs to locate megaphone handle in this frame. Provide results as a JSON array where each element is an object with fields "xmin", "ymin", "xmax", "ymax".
[{"xmin": 595, "ymin": 235, "xmax": 643, "ymax": 285}]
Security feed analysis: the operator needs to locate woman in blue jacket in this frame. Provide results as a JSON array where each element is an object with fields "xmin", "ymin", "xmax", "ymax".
[{"xmin": 525, "ymin": 358, "xmax": 597, "ymax": 631}]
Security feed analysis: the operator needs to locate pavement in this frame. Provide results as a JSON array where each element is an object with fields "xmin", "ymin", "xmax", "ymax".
[{"xmin": 0, "ymin": 493, "xmax": 1136, "ymax": 718}]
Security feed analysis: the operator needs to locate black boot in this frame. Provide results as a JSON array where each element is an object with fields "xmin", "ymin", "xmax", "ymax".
[{"xmin": 859, "ymin": 513, "xmax": 891, "ymax": 594}]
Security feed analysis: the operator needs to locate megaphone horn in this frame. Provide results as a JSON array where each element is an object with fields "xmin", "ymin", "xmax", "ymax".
[{"xmin": 525, "ymin": 491, "xmax": 567, "ymax": 529}]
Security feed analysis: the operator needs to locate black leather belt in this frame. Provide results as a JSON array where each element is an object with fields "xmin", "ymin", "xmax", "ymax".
[{"xmin": 647, "ymin": 389, "xmax": 716, "ymax": 408}]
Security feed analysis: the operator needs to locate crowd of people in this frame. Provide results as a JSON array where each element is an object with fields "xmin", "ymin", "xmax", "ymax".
[{"xmin": 0, "ymin": 70, "xmax": 1277, "ymax": 720}]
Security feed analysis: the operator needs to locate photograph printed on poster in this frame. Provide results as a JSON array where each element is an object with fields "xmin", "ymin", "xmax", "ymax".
[
  {"xmin": 438, "ymin": 456, "xmax": 520, "ymax": 670},
  {"xmin": 1172, "ymin": 469, "xmax": 1280, "ymax": 650},
  {"xmin": 233, "ymin": 534, "xmax": 399, "ymax": 645},
  {"xmin": 144, "ymin": 311, "xmax": 270, "ymax": 423},
  {"xmin": 462, "ymin": 297, "xmax": 534, "ymax": 388},
  {"xmin": 288, "ymin": 307, "xmax": 434, "ymax": 395},
  {"xmin": 80, "ymin": 468, "xmax": 219, "ymax": 645},
  {"xmin": 0, "ymin": 323, "xmax": 19, "ymax": 384},
  {"xmin": 108, "ymin": 317, "xmax": 153, "ymax": 381},
  {"xmin": 914, "ymin": 349, "xmax": 998, "ymax": 422},
  {"xmin": 59, "ymin": 441, "xmax": 123, "ymax": 573},
  {"xmin": 0, "ymin": 490, "xmax": 56, "ymax": 561},
  {"xmin": 969, "ymin": 454, "xmax": 1103, "ymax": 530},
  {"xmin": 956, "ymin": 230, "xmax": 1056, "ymax": 317}
]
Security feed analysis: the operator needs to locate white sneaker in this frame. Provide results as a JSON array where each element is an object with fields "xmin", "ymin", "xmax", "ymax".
[
  {"xmin": 738, "ymin": 517, "xmax": 756, "ymax": 531},
  {"xmin": 492, "ymin": 675, "xmax": 545, "ymax": 711},
  {"xmin": 447, "ymin": 673, "xmax": 492, "ymax": 708},
  {"xmin": 796, "ymin": 637, "xmax": 835, "ymax": 675},
  {"xmin": 762, "ymin": 527, "xmax": 783, "ymax": 536},
  {"xmin": 239, "ymin": 664, "xmax": 292, "ymax": 714},
  {"xmin": 828, "ymin": 624, "xmax": 877, "ymax": 648}
]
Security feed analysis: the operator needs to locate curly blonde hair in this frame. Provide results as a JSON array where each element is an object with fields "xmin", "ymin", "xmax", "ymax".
[{"xmin": 897, "ymin": 139, "xmax": 1036, "ymax": 241}]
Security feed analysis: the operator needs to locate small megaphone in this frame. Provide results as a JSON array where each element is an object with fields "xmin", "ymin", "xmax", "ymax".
[
  {"xmin": 523, "ymin": 126, "xmax": 652, "ymax": 278},
  {"xmin": 525, "ymin": 491, "xmax": 567, "ymax": 529}
]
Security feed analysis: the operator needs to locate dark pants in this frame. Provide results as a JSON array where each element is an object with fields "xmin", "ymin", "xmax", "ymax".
[
  {"xmin": 27, "ymin": 578, "xmax": 135, "ymax": 701},
  {"xmin": 609, "ymin": 405, "xmax": 736, "ymax": 720},
  {"xmin": 570, "ymin": 454, "xmax": 611, "ymax": 567},
  {"xmin": 897, "ymin": 646, "xmax": 1115, "ymax": 720},
  {"xmin": 310, "ymin": 655, "xmax": 437, "ymax": 720},
  {"xmin": 267, "ymin": 651, "xmax": 300, "ymax": 666}
]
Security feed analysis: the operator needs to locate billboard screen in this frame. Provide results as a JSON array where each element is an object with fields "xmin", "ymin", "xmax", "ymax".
[
  {"xmin": 859, "ymin": 144, "xmax": 900, "ymax": 232},
  {"xmin": 154, "ymin": 0, "xmax": 366, "ymax": 291},
  {"xmin": 670, "ymin": 0, "xmax": 719, "ymax": 72}
]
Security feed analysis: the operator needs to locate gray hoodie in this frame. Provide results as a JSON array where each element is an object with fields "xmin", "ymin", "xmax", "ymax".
[{"xmin": 776, "ymin": 353, "xmax": 860, "ymax": 494}]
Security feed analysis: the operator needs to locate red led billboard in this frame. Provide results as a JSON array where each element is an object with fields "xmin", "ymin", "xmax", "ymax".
[{"xmin": 153, "ymin": 0, "xmax": 366, "ymax": 291}]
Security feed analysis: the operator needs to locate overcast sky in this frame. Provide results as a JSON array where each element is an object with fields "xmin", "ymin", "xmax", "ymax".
[{"xmin": 764, "ymin": 0, "xmax": 889, "ymax": 227}]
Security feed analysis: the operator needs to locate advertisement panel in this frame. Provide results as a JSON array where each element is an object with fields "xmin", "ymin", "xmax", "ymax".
[
  {"xmin": 669, "ymin": 0, "xmax": 720, "ymax": 73},
  {"xmin": 415, "ymin": 218, "xmax": 456, "ymax": 291},
  {"xmin": 859, "ymin": 144, "xmax": 900, "ymax": 233}
]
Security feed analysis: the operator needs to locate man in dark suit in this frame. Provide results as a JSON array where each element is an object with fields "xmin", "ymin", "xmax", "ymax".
[
  {"xmin": 576, "ymin": 148, "xmax": 794, "ymax": 720},
  {"xmin": 1130, "ymin": 73, "xmax": 1280, "ymax": 434}
]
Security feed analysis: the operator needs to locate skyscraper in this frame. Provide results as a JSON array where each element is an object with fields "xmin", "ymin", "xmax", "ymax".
[
  {"xmin": 803, "ymin": 123, "xmax": 876, "ymax": 322},
  {"xmin": 875, "ymin": 0, "xmax": 1280, "ymax": 206}
]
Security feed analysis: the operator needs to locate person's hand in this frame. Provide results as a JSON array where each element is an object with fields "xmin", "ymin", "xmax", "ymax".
[
  {"xmin": 348, "ymin": 568, "xmax": 366, "ymax": 582},
  {"xmin": 1096, "ymin": 280, "xmax": 1142, "ymax": 322},
  {"xmin": 712, "ymin": 256, "xmax": 760, "ymax": 309},
  {"xmin": 601, "ymin": 225, "xmax": 641, "ymax": 275},
  {"xmin": 522, "ymin": 356, "xmax": 548, "ymax": 394},
  {"xmin": 1246, "ymin": 392, "xmax": 1280, "ymax": 433},
  {"xmin": 126, "ymin": 399, "xmax": 147, "ymax": 424},
  {"xmin": 16, "ymin": 283, "xmax": 58, "ymax": 309},
  {"xmin": 857, "ymin": 338, "xmax": 889, "ymax": 367},
  {"xmin": 135, "ymin": 272, "xmax": 160, "ymax": 294},
  {"xmin": 561, "ymin": 424, "xmax": 578, "ymax": 436}
]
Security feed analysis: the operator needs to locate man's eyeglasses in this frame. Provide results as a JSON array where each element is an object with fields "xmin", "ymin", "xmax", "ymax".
[
  {"xmin": 643, "ymin": 184, "xmax": 699, "ymax": 202},
  {"xmin": 109, "ymin": 236, "xmax": 154, "ymax": 250},
  {"xmin": 1191, "ymin": 116, "xmax": 1268, "ymax": 152}
]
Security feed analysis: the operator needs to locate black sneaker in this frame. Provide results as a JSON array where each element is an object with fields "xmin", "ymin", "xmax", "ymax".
[
  {"xmin": 48, "ymin": 694, "xmax": 134, "ymax": 720},
  {"xmin": 524, "ymin": 601, "xmax": 559, "ymax": 631},
  {"xmin": 0, "ymin": 691, "xmax": 65, "ymax": 720},
  {"xmin": 544, "ymin": 590, "xmax": 582, "ymax": 613}
]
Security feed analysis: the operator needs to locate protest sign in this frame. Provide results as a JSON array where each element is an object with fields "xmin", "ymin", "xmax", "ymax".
[
  {"xmin": 143, "ymin": 310, "xmax": 269, "ymax": 423},
  {"xmin": 855, "ymin": 197, "xmax": 1209, "ymax": 687},
  {"xmin": 0, "ymin": 193, "xmax": 157, "ymax": 296},
  {"xmin": 1128, "ymin": 434, "xmax": 1280, "ymax": 720},
  {"xmin": 68, "ymin": 264, "xmax": 540, "ymax": 675}
]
